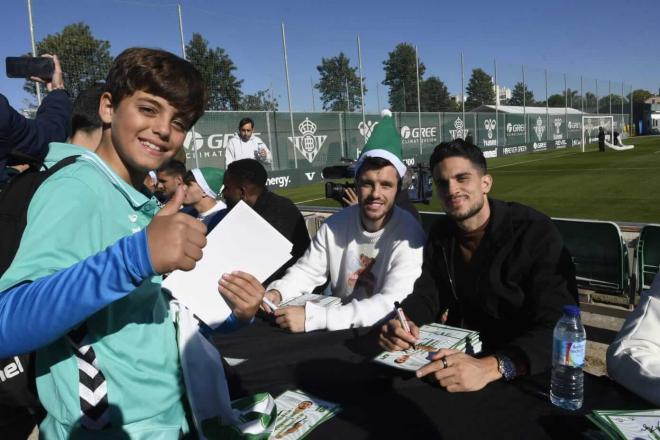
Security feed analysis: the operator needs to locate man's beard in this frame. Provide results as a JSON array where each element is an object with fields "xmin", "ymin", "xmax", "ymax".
[{"xmin": 447, "ymin": 196, "xmax": 485, "ymax": 222}]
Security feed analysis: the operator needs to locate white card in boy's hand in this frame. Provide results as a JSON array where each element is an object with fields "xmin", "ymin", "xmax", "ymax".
[{"xmin": 162, "ymin": 200, "xmax": 293, "ymax": 327}]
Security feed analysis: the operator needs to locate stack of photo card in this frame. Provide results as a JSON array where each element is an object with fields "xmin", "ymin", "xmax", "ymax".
[
  {"xmin": 374, "ymin": 323, "xmax": 481, "ymax": 372},
  {"xmin": 587, "ymin": 409, "xmax": 660, "ymax": 440},
  {"xmin": 270, "ymin": 390, "xmax": 341, "ymax": 439},
  {"xmin": 279, "ymin": 293, "xmax": 342, "ymax": 309}
]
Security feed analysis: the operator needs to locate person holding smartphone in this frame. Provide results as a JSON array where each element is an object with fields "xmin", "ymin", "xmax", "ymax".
[{"xmin": 0, "ymin": 54, "xmax": 71, "ymax": 185}]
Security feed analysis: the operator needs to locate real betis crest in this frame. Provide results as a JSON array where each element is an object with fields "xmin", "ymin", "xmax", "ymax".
[
  {"xmin": 554, "ymin": 117, "xmax": 563, "ymax": 134},
  {"xmin": 534, "ymin": 116, "xmax": 546, "ymax": 141},
  {"xmin": 449, "ymin": 117, "xmax": 465, "ymax": 139},
  {"xmin": 288, "ymin": 117, "xmax": 327, "ymax": 163}
]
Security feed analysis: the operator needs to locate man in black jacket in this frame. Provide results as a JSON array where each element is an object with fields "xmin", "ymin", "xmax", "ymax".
[
  {"xmin": 219, "ymin": 159, "xmax": 311, "ymax": 286},
  {"xmin": 379, "ymin": 139, "xmax": 577, "ymax": 392}
]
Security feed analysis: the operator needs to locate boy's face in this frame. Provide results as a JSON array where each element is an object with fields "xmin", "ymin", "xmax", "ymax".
[
  {"xmin": 183, "ymin": 181, "xmax": 205, "ymax": 205},
  {"xmin": 101, "ymin": 90, "xmax": 188, "ymax": 176}
]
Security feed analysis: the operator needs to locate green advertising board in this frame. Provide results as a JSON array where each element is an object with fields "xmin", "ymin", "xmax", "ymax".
[{"xmin": 181, "ymin": 110, "xmax": 626, "ymax": 189}]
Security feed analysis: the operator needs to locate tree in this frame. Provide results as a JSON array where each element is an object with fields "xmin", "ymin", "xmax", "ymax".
[
  {"xmin": 382, "ymin": 43, "xmax": 425, "ymax": 112},
  {"xmin": 315, "ymin": 53, "xmax": 364, "ymax": 111},
  {"xmin": 24, "ymin": 22, "xmax": 112, "ymax": 101},
  {"xmin": 547, "ymin": 94, "xmax": 565, "ymax": 107},
  {"xmin": 628, "ymin": 89, "xmax": 652, "ymax": 104},
  {"xmin": 584, "ymin": 92, "xmax": 598, "ymax": 111},
  {"xmin": 598, "ymin": 94, "xmax": 626, "ymax": 113},
  {"xmin": 464, "ymin": 68, "xmax": 495, "ymax": 110},
  {"xmin": 240, "ymin": 89, "xmax": 278, "ymax": 111},
  {"xmin": 508, "ymin": 82, "xmax": 534, "ymax": 106},
  {"xmin": 186, "ymin": 33, "xmax": 243, "ymax": 110},
  {"xmin": 420, "ymin": 76, "xmax": 451, "ymax": 111}
]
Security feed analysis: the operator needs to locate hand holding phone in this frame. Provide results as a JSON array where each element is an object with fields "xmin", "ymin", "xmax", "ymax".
[
  {"xmin": 6, "ymin": 54, "xmax": 64, "ymax": 91},
  {"xmin": 6, "ymin": 56, "xmax": 54, "ymax": 80}
]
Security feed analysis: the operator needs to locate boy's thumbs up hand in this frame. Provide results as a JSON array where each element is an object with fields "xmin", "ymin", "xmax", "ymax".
[{"xmin": 146, "ymin": 185, "xmax": 207, "ymax": 274}]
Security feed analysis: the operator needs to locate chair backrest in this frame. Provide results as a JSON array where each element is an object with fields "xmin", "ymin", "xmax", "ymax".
[
  {"xmin": 552, "ymin": 218, "xmax": 628, "ymax": 295},
  {"xmin": 419, "ymin": 211, "xmax": 445, "ymax": 235},
  {"xmin": 637, "ymin": 224, "xmax": 660, "ymax": 291}
]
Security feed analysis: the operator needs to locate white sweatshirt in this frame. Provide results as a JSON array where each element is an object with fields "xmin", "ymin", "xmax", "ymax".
[
  {"xmin": 267, "ymin": 205, "xmax": 426, "ymax": 332},
  {"xmin": 224, "ymin": 134, "xmax": 272, "ymax": 166},
  {"xmin": 607, "ymin": 274, "xmax": 660, "ymax": 405}
]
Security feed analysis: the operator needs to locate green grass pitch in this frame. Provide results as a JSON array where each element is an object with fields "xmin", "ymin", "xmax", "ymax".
[{"xmin": 275, "ymin": 136, "xmax": 660, "ymax": 224}]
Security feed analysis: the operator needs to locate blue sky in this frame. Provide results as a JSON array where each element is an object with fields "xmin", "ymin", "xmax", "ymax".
[{"xmin": 0, "ymin": 0, "xmax": 657, "ymax": 111}]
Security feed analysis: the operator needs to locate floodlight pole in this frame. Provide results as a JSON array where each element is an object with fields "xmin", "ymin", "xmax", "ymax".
[
  {"xmin": 281, "ymin": 22, "xmax": 298, "ymax": 168},
  {"xmin": 629, "ymin": 85, "xmax": 633, "ymax": 135},
  {"xmin": 461, "ymin": 52, "xmax": 465, "ymax": 122},
  {"xmin": 596, "ymin": 79, "xmax": 599, "ymax": 115},
  {"xmin": 494, "ymin": 59, "xmax": 499, "ymax": 146},
  {"xmin": 580, "ymin": 76, "xmax": 584, "ymax": 113},
  {"xmin": 310, "ymin": 77, "xmax": 315, "ymax": 112},
  {"xmin": 357, "ymin": 35, "xmax": 366, "ymax": 143},
  {"xmin": 416, "ymin": 45, "xmax": 422, "ymax": 155},
  {"xmin": 26, "ymin": 0, "xmax": 41, "ymax": 105},
  {"xmin": 544, "ymin": 69, "xmax": 549, "ymax": 137},
  {"xmin": 177, "ymin": 4, "xmax": 200, "ymax": 169},
  {"xmin": 376, "ymin": 83, "xmax": 381, "ymax": 113},
  {"xmin": 609, "ymin": 80, "xmax": 612, "ymax": 115},
  {"xmin": 564, "ymin": 73, "xmax": 568, "ymax": 139},
  {"xmin": 522, "ymin": 65, "xmax": 527, "ymax": 143}
]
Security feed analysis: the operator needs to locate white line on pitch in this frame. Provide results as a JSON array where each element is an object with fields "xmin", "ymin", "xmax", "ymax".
[
  {"xmin": 490, "ymin": 151, "xmax": 580, "ymax": 169},
  {"xmin": 295, "ymin": 197, "xmax": 326, "ymax": 205}
]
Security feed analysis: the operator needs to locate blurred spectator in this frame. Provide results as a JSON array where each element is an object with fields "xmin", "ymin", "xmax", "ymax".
[
  {"xmin": 221, "ymin": 158, "xmax": 311, "ymax": 286},
  {"xmin": 607, "ymin": 274, "xmax": 660, "ymax": 405},
  {"xmin": 156, "ymin": 160, "xmax": 186, "ymax": 203},
  {"xmin": 143, "ymin": 170, "xmax": 158, "ymax": 195},
  {"xmin": 224, "ymin": 117, "xmax": 271, "ymax": 167},
  {"xmin": 182, "ymin": 167, "xmax": 227, "ymax": 227},
  {"xmin": 0, "ymin": 54, "xmax": 71, "ymax": 185},
  {"xmin": 68, "ymin": 83, "xmax": 104, "ymax": 151}
]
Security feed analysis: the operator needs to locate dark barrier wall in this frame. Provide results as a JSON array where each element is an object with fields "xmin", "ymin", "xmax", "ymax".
[{"xmin": 182, "ymin": 111, "xmax": 628, "ymax": 190}]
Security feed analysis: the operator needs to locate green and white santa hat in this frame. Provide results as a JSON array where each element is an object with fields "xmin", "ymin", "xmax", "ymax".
[
  {"xmin": 191, "ymin": 167, "xmax": 224, "ymax": 199},
  {"xmin": 356, "ymin": 109, "xmax": 406, "ymax": 177}
]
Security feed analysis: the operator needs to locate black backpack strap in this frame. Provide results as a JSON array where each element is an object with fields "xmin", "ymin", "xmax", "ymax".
[{"xmin": 46, "ymin": 155, "xmax": 80, "ymax": 173}]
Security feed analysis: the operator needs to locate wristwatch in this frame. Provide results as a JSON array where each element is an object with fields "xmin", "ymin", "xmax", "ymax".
[{"xmin": 496, "ymin": 355, "xmax": 517, "ymax": 381}]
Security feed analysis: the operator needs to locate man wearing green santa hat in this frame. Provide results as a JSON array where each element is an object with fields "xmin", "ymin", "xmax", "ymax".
[
  {"xmin": 263, "ymin": 110, "xmax": 427, "ymax": 333},
  {"xmin": 182, "ymin": 167, "xmax": 227, "ymax": 228}
]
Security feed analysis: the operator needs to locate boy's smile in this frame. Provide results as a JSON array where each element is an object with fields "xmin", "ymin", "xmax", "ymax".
[{"xmin": 97, "ymin": 90, "xmax": 188, "ymax": 188}]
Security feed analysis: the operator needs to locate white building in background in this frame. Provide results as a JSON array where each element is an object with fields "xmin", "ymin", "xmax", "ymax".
[{"xmin": 643, "ymin": 95, "xmax": 660, "ymax": 134}]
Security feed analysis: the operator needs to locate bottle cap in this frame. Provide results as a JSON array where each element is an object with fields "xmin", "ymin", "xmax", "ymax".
[{"xmin": 563, "ymin": 305, "xmax": 581, "ymax": 317}]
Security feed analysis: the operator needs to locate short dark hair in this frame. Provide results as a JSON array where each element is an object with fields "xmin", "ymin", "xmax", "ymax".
[
  {"xmin": 183, "ymin": 170, "xmax": 195, "ymax": 185},
  {"xmin": 157, "ymin": 160, "xmax": 186, "ymax": 178},
  {"xmin": 105, "ymin": 47, "xmax": 207, "ymax": 129},
  {"xmin": 225, "ymin": 159, "xmax": 267, "ymax": 187},
  {"xmin": 238, "ymin": 117, "xmax": 254, "ymax": 130},
  {"xmin": 70, "ymin": 83, "xmax": 104, "ymax": 135},
  {"xmin": 429, "ymin": 139, "xmax": 487, "ymax": 175},
  {"xmin": 356, "ymin": 156, "xmax": 401, "ymax": 191}
]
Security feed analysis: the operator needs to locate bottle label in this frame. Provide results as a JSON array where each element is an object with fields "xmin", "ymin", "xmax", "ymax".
[{"xmin": 554, "ymin": 340, "xmax": 586, "ymax": 367}]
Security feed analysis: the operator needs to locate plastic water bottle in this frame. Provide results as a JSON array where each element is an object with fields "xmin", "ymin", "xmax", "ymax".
[{"xmin": 550, "ymin": 305, "xmax": 586, "ymax": 410}]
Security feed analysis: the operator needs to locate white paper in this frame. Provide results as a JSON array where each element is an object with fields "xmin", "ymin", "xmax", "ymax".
[
  {"xmin": 280, "ymin": 293, "xmax": 342, "ymax": 308},
  {"xmin": 269, "ymin": 390, "xmax": 341, "ymax": 440},
  {"xmin": 163, "ymin": 201, "xmax": 293, "ymax": 327},
  {"xmin": 374, "ymin": 323, "xmax": 481, "ymax": 371}
]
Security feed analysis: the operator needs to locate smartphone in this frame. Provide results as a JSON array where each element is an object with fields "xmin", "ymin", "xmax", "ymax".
[{"xmin": 5, "ymin": 57, "xmax": 54, "ymax": 80}]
